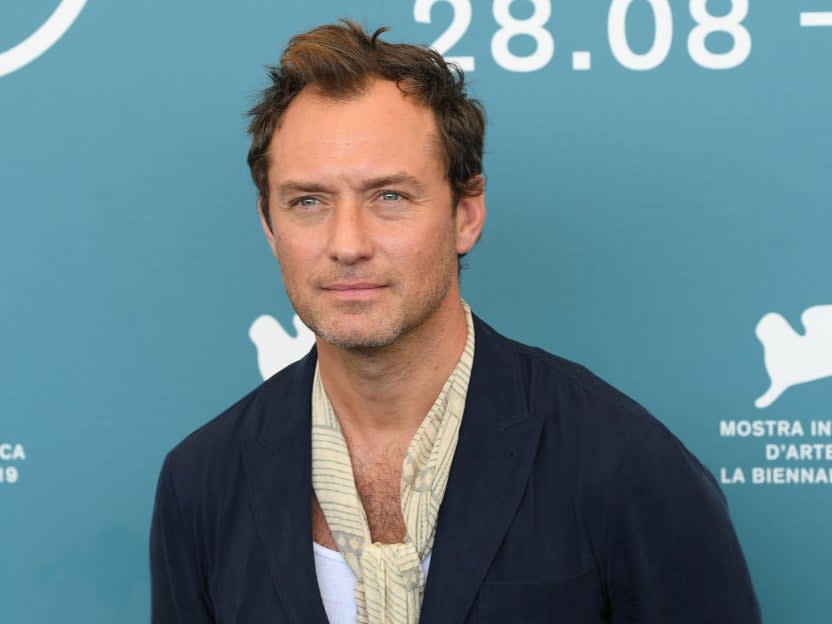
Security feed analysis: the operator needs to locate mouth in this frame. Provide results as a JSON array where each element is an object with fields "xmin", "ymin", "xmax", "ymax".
[
  {"xmin": 324, "ymin": 281, "xmax": 384, "ymax": 290},
  {"xmin": 322, "ymin": 281, "xmax": 387, "ymax": 300}
]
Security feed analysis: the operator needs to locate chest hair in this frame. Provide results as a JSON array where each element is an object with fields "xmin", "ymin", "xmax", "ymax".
[{"xmin": 313, "ymin": 445, "xmax": 408, "ymax": 547}]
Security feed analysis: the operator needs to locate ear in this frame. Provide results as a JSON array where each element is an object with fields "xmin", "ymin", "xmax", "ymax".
[
  {"xmin": 454, "ymin": 176, "xmax": 486, "ymax": 255},
  {"xmin": 258, "ymin": 196, "xmax": 279, "ymax": 258}
]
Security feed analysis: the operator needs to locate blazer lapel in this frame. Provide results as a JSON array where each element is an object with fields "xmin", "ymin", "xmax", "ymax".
[
  {"xmin": 236, "ymin": 315, "xmax": 542, "ymax": 624},
  {"xmin": 240, "ymin": 348, "xmax": 329, "ymax": 624},
  {"xmin": 420, "ymin": 316, "xmax": 543, "ymax": 624}
]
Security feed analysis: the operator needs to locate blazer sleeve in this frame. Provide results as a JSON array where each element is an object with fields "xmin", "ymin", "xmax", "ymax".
[
  {"xmin": 603, "ymin": 422, "xmax": 761, "ymax": 623},
  {"xmin": 150, "ymin": 458, "xmax": 214, "ymax": 623}
]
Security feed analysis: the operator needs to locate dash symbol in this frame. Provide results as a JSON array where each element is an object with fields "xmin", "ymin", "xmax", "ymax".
[{"xmin": 800, "ymin": 11, "xmax": 832, "ymax": 27}]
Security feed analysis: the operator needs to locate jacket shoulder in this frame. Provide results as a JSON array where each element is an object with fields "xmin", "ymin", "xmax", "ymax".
[
  {"xmin": 159, "ymin": 353, "xmax": 313, "ymax": 489},
  {"xmin": 477, "ymin": 317, "xmax": 704, "ymax": 491},
  {"xmin": 483, "ymin": 319, "xmax": 660, "ymax": 434}
]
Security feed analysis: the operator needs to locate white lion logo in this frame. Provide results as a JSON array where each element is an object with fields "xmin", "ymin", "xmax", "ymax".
[
  {"xmin": 755, "ymin": 305, "xmax": 832, "ymax": 408},
  {"xmin": 0, "ymin": 0, "xmax": 88, "ymax": 78},
  {"xmin": 249, "ymin": 314, "xmax": 316, "ymax": 381}
]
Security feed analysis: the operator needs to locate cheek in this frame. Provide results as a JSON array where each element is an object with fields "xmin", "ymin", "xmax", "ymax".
[
  {"xmin": 274, "ymin": 236, "xmax": 317, "ymax": 276},
  {"xmin": 382, "ymin": 225, "xmax": 455, "ymax": 272}
]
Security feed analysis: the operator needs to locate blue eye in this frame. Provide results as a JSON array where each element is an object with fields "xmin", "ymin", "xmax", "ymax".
[
  {"xmin": 380, "ymin": 191, "xmax": 401, "ymax": 201},
  {"xmin": 297, "ymin": 196, "xmax": 318, "ymax": 206}
]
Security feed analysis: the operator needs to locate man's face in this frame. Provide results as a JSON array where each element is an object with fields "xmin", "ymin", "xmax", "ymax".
[{"xmin": 260, "ymin": 80, "xmax": 484, "ymax": 350}]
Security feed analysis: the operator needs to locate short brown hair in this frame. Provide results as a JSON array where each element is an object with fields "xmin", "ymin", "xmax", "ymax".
[{"xmin": 247, "ymin": 19, "xmax": 486, "ymax": 230}]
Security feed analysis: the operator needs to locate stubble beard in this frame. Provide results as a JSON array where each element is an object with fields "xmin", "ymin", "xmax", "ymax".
[{"xmin": 282, "ymin": 262, "xmax": 456, "ymax": 352}]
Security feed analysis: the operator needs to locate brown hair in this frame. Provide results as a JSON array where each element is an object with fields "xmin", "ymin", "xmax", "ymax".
[{"xmin": 247, "ymin": 19, "xmax": 486, "ymax": 230}]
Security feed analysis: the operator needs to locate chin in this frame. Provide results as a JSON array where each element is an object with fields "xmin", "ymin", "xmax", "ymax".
[{"xmin": 317, "ymin": 324, "xmax": 402, "ymax": 350}]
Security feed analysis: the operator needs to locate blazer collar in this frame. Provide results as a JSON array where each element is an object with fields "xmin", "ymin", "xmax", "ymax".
[
  {"xmin": 240, "ymin": 346, "xmax": 328, "ymax": 624},
  {"xmin": 240, "ymin": 314, "xmax": 541, "ymax": 623},
  {"xmin": 419, "ymin": 315, "xmax": 541, "ymax": 623}
]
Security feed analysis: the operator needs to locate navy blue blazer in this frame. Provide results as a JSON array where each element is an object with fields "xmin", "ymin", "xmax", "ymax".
[{"xmin": 150, "ymin": 315, "xmax": 760, "ymax": 623}]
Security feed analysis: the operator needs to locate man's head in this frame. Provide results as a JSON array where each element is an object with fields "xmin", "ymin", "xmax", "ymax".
[
  {"xmin": 246, "ymin": 21, "xmax": 486, "ymax": 350},
  {"xmin": 247, "ymin": 19, "xmax": 486, "ymax": 230}
]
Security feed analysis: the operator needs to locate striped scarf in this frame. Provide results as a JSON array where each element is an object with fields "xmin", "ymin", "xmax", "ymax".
[{"xmin": 311, "ymin": 302, "xmax": 475, "ymax": 624}]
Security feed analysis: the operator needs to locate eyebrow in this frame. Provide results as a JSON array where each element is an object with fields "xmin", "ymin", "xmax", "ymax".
[
  {"xmin": 360, "ymin": 172, "xmax": 426, "ymax": 194},
  {"xmin": 274, "ymin": 172, "xmax": 426, "ymax": 200}
]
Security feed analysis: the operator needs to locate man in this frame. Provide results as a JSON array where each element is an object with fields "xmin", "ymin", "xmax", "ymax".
[{"xmin": 150, "ymin": 20, "xmax": 761, "ymax": 624}]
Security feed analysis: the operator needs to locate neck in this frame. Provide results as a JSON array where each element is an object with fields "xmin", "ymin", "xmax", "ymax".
[{"xmin": 315, "ymin": 293, "xmax": 469, "ymax": 441}]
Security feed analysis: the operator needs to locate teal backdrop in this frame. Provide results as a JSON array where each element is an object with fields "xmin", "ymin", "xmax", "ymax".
[{"xmin": 2, "ymin": 1, "xmax": 830, "ymax": 622}]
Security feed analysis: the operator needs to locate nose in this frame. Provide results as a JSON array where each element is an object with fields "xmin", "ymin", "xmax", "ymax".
[{"xmin": 327, "ymin": 200, "xmax": 373, "ymax": 265}]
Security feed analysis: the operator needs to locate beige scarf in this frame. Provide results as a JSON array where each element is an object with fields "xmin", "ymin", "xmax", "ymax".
[{"xmin": 311, "ymin": 302, "xmax": 475, "ymax": 624}]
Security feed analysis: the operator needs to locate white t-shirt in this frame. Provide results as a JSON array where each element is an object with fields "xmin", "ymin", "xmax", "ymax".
[{"xmin": 313, "ymin": 542, "xmax": 433, "ymax": 624}]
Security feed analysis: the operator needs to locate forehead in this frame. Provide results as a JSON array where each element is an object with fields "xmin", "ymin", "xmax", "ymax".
[{"xmin": 268, "ymin": 80, "xmax": 443, "ymax": 183}]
